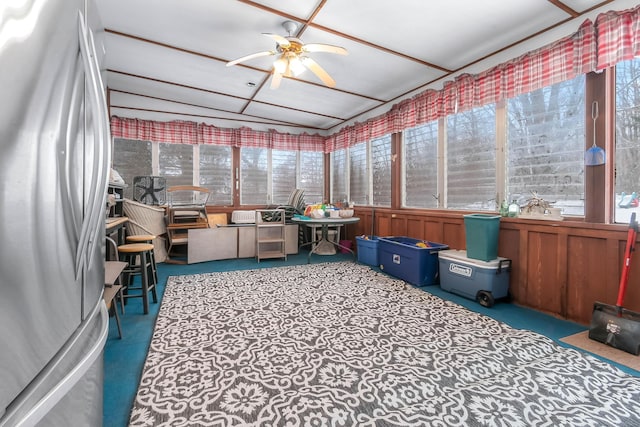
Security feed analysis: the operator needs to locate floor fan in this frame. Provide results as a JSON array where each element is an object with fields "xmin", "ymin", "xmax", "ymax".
[{"xmin": 133, "ymin": 176, "xmax": 166, "ymax": 205}]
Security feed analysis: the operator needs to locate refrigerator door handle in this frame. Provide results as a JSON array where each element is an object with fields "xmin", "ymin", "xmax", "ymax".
[
  {"xmin": 74, "ymin": 11, "xmax": 110, "ymax": 278},
  {"xmin": 11, "ymin": 303, "xmax": 108, "ymax": 427}
]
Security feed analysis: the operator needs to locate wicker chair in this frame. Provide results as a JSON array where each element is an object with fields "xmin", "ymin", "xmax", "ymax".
[{"xmin": 122, "ymin": 199, "xmax": 168, "ymax": 263}]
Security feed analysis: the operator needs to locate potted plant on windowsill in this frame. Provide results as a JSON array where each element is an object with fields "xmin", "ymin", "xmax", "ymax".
[{"xmin": 519, "ymin": 192, "xmax": 563, "ymax": 220}]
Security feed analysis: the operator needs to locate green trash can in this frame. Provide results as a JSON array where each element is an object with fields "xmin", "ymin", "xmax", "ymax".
[{"xmin": 463, "ymin": 214, "xmax": 500, "ymax": 261}]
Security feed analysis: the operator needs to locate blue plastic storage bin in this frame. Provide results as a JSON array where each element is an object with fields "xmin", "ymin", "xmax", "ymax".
[
  {"xmin": 356, "ymin": 236, "xmax": 379, "ymax": 266},
  {"xmin": 378, "ymin": 237, "xmax": 448, "ymax": 286}
]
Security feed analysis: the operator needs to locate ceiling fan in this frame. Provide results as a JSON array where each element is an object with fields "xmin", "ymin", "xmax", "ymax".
[{"xmin": 226, "ymin": 20, "xmax": 348, "ymax": 89}]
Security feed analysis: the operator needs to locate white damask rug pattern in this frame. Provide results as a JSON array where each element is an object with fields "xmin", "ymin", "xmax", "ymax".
[{"xmin": 129, "ymin": 262, "xmax": 640, "ymax": 426}]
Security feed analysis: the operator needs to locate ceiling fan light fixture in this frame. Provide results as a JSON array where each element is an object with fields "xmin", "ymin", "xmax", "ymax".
[
  {"xmin": 273, "ymin": 57, "xmax": 287, "ymax": 74},
  {"xmin": 289, "ymin": 56, "xmax": 306, "ymax": 76},
  {"xmin": 227, "ymin": 20, "xmax": 347, "ymax": 89}
]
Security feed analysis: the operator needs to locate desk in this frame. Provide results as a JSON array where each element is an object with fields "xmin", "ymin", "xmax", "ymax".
[
  {"xmin": 292, "ymin": 216, "xmax": 360, "ymax": 263},
  {"xmin": 106, "ymin": 216, "xmax": 128, "ymax": 246}
]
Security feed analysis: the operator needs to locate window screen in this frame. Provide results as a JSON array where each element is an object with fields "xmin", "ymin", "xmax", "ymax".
[
  {"xmin": 300, "ymin": 151, "xmax": 324, "ymax": 204},
  {"xmin": 112, "ymin": 138, "xmax": 152, "ymax": 199},
  {"xmin": 159, "ymin": 142, "xmax": 193, "ymax": 188},
  {"xmin": 199, "ymin": 144, "xmax": 232, "ymax": 205},
  {"xmin": 331, "ymin": 149, "xmax": 348, "ymax": 205},
  {"xmin": 507, "ymin": 75, "xmax": 585, "ymax": 215},
  {"xmin": 403, "ymin": 122, "xmax": 438, "ymax": 208},
  {"xmin": 349, "ymin": 143, "xmax": 368, "ymax": 205},
  {"xmin": 447, "ymin": 105, "xmax": 496, "ymax": 210},
  {"xmin": 614, "ymin": 58, "xmax": 640, "ymax": 223},
  {"xmin": 240, "ymin": 147, "xmax": 268, "ymax": 205},
  {"xmin": 272, "ymin": 149, "xmax": 298, "ymax": 205},
  {"xmin": 371, "ymin": 135, "xmax": 392, "ymax": 207}
]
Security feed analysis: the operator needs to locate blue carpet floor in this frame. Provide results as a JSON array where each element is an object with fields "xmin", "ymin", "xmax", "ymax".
[{"xmin": 103, "ymin": 252, "xmax": 639, "ymax": 427}]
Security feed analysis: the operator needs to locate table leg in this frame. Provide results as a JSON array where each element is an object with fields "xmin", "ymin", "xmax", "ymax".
[{"xmin": 301, "ymin": 223, "xmax": 356, "ymax": 263}]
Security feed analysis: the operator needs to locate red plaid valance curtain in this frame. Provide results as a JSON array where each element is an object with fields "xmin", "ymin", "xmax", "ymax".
[
  {"xmin": 110, "ymin": 117, "xmax": 325, "ymax": 152},
  {"xmin": 109, "ymin": 117, "xmax": 199, "ymax": 145},
  {"xmin": 111, "ymin": 5, "xmax": 640, "ymax": 152},
  {"xmin": 596, "ymin": 5, "xmax": 640, "ymax": 69},
  {"xmin": 352, "ymin": 17, "xmax": 597, "ymax": 140}
]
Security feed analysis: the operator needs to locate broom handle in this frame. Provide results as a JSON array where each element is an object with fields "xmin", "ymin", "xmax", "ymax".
[{"xmin": 617, "ymin": 213, "xmax": 637, "ymax": 308}]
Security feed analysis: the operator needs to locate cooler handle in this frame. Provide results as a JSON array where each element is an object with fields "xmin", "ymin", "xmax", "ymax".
[{"xmin": 496, "ymin": 259, "xmax": 512, "ymax": 274}]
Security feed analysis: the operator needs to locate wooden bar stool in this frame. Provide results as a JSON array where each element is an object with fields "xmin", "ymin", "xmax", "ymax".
[
  {"xmin": 126, "ymin": 234, "xmax": 158, "ymax": 287},
  {"xmin": 118, "ymin": 242, "xmax": 158, "ymax": 314}
]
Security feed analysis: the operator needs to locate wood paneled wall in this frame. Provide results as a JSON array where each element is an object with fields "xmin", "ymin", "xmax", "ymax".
[{"xmin": 346, "ymin": 207, "xmax": 640, "ymax": 325}]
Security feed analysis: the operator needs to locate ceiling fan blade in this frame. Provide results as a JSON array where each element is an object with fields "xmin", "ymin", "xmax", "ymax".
[
  {"xmin": 270, "ymin": 70, "xmax": 283, "ymax": 89},
  {"xmin": 226, "ymin": 50, "xmax": 275, "ymax": 67},
  {"xmin": 263, "ymin": 33, "xmax": 291, "ymax": 48},
  {"xmin": 303, "ymin": 43, "xmax": 348, "ymax": 55},
  {"xmin": 301, "ymin": 57, "xmax": 336, "ymax": 87}
]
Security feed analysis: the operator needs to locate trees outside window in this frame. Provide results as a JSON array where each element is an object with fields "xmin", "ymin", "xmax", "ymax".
[
  {"xmin": 615, "ymin": 58, "xmax": 640, "ymax": 224},
  {"xmin": 349, "ymin": 143, "xmax": 368, "ymax": 205},
  {"xmin": 240, "ymin": 147, "xmax": 268, "ymax": 205},
  {"xmin": 447, "ymin": 105, "xmax": 496, "ymax": 210},
  {"xmin": 507, "ymin": 75, "xmax": 585, "ymax": 215},
  {"xmin": 403, "ymin": 122, "xmax": 438, "ymax": 208},
  {"xmin": 272, "ymin": 150, "xmax": 297, "ymax": 205},
  {"xmin": 199, "ymin": 144, "xmax": 232, "ymax": 205},
  {"xmin": 300, "ymin": 151, "xmax": 324, "ymax": 204},
  {"xmin": 331, "ymin": 149, "xmax": 348, "ymax": 205},
  {"xmin": 372, "ymin": 135, "xmax": 392, "ymax": 207}
]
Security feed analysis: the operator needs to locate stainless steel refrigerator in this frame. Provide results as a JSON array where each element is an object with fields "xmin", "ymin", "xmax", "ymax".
[{"xmin": 0, "ymin": 0, "xmax": 111, "ymax": 425}]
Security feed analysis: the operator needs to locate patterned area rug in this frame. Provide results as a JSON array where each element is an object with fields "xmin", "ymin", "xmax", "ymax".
[{"xmin": 129, "ymin": 262, "xmax": 640, "ymax": 426}]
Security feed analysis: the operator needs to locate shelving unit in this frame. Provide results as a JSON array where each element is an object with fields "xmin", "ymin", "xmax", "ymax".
[
  {"xmin": 238, "ymin": 224, "xmax": 299, "ymax": 258},
  {"xmin": 165, "ymin": 185, "xmax": 210, "ymax": 263},
  {"xmin": 107, "ymin": 182, "xmax": 125, "ymax": 217},
  {"xmin": 255, "ymin": 209, "xmax": 286, "ymax": 262}
]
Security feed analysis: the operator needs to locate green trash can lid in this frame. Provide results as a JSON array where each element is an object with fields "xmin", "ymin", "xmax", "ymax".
[{"xmin": 463, "ymin": 214, "xmax": 501, "ymax": 220}]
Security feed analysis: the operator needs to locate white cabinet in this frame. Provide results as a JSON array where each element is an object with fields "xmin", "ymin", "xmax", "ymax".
[
  {"xmin": 255, "ymin": 209, "xmax": 286, "ymax": 262},
  {"xmin": 187, "ymin": 227, "xmax": 238, "ymax": 264},
  {"xmin": 284, "ymin": 224, "xmax": 299, "ymax": 255}
]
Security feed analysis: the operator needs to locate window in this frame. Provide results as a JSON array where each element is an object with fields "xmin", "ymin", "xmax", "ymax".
[
  {"xmin": 331, "ymin": 149, "xmax": 348, "ymax": 205},
  {"xmin": 199, "ymin": 144, "xmax": 232, "ymax": 205},
  {"xmin": 331, "ymin": 136, "xmax": 392, "ymax": 207},
  {"xmin": 446, "ymin": 105, "xmax": 496, "ymax": 210},
  {"xmin": 349, "ymin": 143, "xmax": 368, "ymax": 205},
  {"xmin": 240, "ymin": 147, "xmax": 268, "ymax": 205},
  {"xmin": 615, "ymin": 58, "xmax": 640, "ymax": 224},
  {"xmin": 240, "ymin": 148, "xmax": 322, "ymax": 206},
  {"xmin": 371, "ymin": 135, "xmax": 392, "ymax": 206},
  {"xmin": 112, "ymin": 138, "xmax": 152, "ymax": 199},
  {"xmin": 159, "ymin": 142, "xmax": 193, "ymax": 188},
  {"xmin": 507, "ymin": 75, "xmax": 585, "ymax": 215},
  {"xmin": 300, "ymin": 151, "xmax": 324, "ymax": 204},
  {"xmin": 403, "ymin": 122, "xmax": 438, "ymax": 208},
  {"xmin": 272, "ymin": 150, "xmax": 298, "ymax": 205}
]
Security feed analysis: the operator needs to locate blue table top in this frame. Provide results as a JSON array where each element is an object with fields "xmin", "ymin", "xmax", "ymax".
[{"xmin": 291, "ymin": 216, "xmax": 360, "ymax": 225}]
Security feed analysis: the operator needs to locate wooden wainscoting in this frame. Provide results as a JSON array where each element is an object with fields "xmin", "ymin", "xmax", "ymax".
[{"xmin": 347, "ymin": 207, "xmax": 640, "ymax": 326}]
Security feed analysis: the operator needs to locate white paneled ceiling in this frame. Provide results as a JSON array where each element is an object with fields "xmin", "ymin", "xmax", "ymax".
[{"xmin": 96, "ymin": 0, "xmax": 638, "ymax": 135}]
